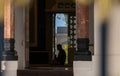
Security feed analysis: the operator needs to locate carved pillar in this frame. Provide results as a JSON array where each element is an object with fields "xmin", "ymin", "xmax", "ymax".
[
  {"xmin": 74, "ymin": 0, "xmax": 91, "ymax": 61},
  {"xmin": 3, "ymin": 0, "xmax": 17, "ymax": 60}
]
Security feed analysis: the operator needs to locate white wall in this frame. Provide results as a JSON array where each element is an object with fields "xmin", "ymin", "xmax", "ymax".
[
  {"xmin": 107, "ymin": 3, "xmax": 120, "ymax": 76},
  {"xmin": 15, "ymin": 6, "xmax": 25, "ymax": 69}
]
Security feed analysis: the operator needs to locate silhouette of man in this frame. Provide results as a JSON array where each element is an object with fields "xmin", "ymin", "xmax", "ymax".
[{"xmin": 56, "ymin": 44, "xmax": 66, "ymax": 65}]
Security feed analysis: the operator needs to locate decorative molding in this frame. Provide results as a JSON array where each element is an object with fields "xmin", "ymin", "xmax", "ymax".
[
  {"xmin": 74, "ymin": 38, "xmax": 92, "ymax": 61},
  {"xmin": 3, "ymin": 38, "xmax": 18, "ymax": 60},
  {"xmin": 58, "ymin": 3, "xmax": 75, "ymax": 8}
]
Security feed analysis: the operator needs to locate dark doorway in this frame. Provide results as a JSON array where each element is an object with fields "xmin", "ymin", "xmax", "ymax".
[{"xmin": 28, "ymin": 0, "xmax": 75, "ymax": 67}]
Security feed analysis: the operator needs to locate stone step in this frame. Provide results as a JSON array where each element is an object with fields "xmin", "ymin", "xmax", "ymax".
[{"xmin": 17, "ymin": 67, "xmax": 73, "ymax": 76}]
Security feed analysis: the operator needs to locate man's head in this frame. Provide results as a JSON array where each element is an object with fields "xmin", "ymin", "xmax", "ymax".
[{"xmin": 57, "ymin": 44, "xmax": 62, "ymax": 50}]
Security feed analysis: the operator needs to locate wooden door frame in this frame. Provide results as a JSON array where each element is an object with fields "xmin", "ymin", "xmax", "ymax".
[{"xmin": 25, "ymin": 4, "xmax": 30, "ymax": 68}]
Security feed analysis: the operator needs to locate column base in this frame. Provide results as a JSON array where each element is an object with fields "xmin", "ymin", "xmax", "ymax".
[
  {"xmin": 3, "ymin": 38, "xmax": 18, "ymax": 60},
  {"xmin": 73, "ymin": 61, "xmax": 93, "ymax": 76},
  {"xmin": 2, "ymin": 55, "xmax": 18, "ymax": 60},
  {"xmin": 2, "ymin": 61, "xmax": 18, "ymax": 76},
  {"xmin": 75, "ymin": 38, "xmax": 92, "ymax": 61},
  {"xmin": 74, "ymin": 51, "xmax": 92, "ymax": 61}
]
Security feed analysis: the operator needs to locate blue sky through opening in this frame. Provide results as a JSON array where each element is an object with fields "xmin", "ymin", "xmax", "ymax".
[{"xmin": 55, "ymin": 13, "xmax": 68, "ymax": 33}]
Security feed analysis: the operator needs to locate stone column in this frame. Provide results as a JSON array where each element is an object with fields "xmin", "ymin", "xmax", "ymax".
[
  {"xmin": 74, "ymin": 0, "xmax": 91, "ymax": 61},
  {"xmin": 3, "ymin": 0, "xmax": 17, "ymax": 60},
  {"xmin": 2, "ymin": 0, "xmax": 18, "ymax": 76}
]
